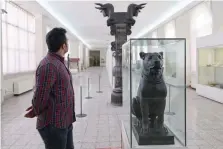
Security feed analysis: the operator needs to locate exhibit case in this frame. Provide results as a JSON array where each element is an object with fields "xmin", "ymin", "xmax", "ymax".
[
  {"xmin": 196, "ymin": 33, "xmax": 223, "ymax": 103},
  {"xmin": 122, "ymin": 38, "xmax": 187, "ymax": 149}
]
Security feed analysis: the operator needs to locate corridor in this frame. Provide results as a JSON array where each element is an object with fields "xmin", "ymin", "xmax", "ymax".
[{"xmin": 1, "ymin": 67, "xmax": 223, "ymax": 149}]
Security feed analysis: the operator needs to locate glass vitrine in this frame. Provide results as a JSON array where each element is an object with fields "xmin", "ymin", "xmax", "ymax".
[
  {"xmin": 198, "ymin": 47, "xmax": 223, "ymax": 89},
  {"xmin": 122, "ymin": 38, "xmax": 186, "ymax": 148}
]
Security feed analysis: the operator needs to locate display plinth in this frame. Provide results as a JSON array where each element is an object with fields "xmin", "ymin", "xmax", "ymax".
[
  {"xmin": 111, "ymin": 88, "xmax": 123, "ymax": 106},
  {"xmin": 133, "ymin": 124, "xmax": 175, "ymax": 145},
  {"xmin": 196, "ymin": 84, "xmax": 223, "ymax": 103},
  {"xmin": 121, "ymin": 122, "xmax": 186, "ymax": 149}
]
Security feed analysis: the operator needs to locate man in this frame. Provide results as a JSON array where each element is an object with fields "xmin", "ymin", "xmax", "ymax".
[{"xmin": 24, "ymin": 27, "xmax": 76, "ymax": 149}]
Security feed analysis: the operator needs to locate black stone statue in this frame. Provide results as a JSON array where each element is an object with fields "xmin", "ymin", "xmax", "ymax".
[
  {"xmin": 132, "ymin": 52, "xmax": 174, "ymax": 145},
  {"xmin": 95, "ymin": 3, "xmax": 146, "ymax": 106}
]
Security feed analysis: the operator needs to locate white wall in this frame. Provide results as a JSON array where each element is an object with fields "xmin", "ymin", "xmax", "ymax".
[
  {"xmin": 106, "ymin": 47, "xmax": 113, "ymax": 87},
  {"xmin": 145, "ymin": 1, "xmax": 223, "ymax": 87},
  {"xmin": 100, "ymin": 49, "xmax": 106, "ymax": 67},
  {"xmin": 0, "ymin": 0, "xmax": 3, "ymax": 103},
  {"xmin": 212, "ymin": 1, "xmax": 223, "ymax": 33},
  {"xmin": 85, "ymin": 47, "xmax": 89, "ymax": 68},
  {"xmin": 78, "ymin": 42, "xmax": 84, "ymax": 70},
  {"xmin": 69, "ymin": 41, "xmax": 79, "ymax": 58},
  {"xmin": 175, "ymin": 12, "xmax": 191, "ymax": 85}
]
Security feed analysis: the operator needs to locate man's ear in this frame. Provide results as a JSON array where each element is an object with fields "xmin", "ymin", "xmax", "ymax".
[
  {"xmin": 159, "ymin": 52, "xmax": 163, "ymax": 59},
  {"xmin": 139, "ymin": 52, "xmax": 146, "ymax": 60}
]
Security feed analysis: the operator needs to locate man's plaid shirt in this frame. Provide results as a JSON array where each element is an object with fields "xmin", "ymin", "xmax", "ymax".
[{"xmin": 32, "ymin": 52, "xmax": 76, "ymax": 129}]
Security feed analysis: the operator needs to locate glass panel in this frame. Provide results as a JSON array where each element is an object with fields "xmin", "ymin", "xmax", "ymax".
[
  {"xmin": 15, "ymin": 50, "xmax": 20, "ymax": 72},
  {"xmin": 2, "ymin": 48, "xmax": 7, "ymax": 74},
  {"xmin": 122, "ymin": 38, "xmax": 186, "ymax": 148},
  {"xmin": 28, "ymin": 15, "xmax": 35, "ymax": 32},
  {"xmin": 19, "ymin": 51, "xmax": 28, "ymax": 72},
  {"xmin": 198, "ymin": 47, "xmax": 223, "ymax": 88},
  {"xmin": 6, "ymin": 2, "xmax": 18, "ymax": 25},
  {"xmin": 19, "ymin": 30, "xmax": 28, "ymax": 50},
  {"xmin": 7, "ymin": 24, "xmax": 18, "ymax": 49},
  {"xmin": 28, "ymin": 33, "xmax": 35, "ymax": 51},
  {"xmin": 18, "ymin": 8, "xmax": 27, "ymax": 29},
  {"xmin": 7, "ymin": 50, "xmax": 15, "ymax": 73},
  {"xmin": 29, "ymin": 52, "xmax": 36, "ymax": 70},
  {"xmin": 2, "ymin": 22, "xmax": 7, "ymax": 48}
]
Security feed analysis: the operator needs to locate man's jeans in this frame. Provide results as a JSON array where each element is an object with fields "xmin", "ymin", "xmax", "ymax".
[{"xmin": 38, "ymin": 124, "xmax": 74, "ymax": 149}]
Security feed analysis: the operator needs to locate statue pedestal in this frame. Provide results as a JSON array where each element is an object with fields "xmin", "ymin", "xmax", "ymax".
[
  {"xmin": 111, "ymin": 88, "xmax": 123, "ymax": 106},
  {"xmin": 133, "ymin": 124, "xmax": 174, "ymax": 145},
  {"xmin": 121, "ymin": 121, "xmax": 187, "ymax": 149}
]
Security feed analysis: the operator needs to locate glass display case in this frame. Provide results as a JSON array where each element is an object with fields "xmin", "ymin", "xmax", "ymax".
[
  {"xmin": 122, "ymin": 38, "xmax": 187, "ymax": 148},
  {"xmin": 198, "ymin": 47, "xmax": 223, "ymax": 89},
  {"xmin": 196, "ymin": 33, "xmax": 223, "ymax": 103}
]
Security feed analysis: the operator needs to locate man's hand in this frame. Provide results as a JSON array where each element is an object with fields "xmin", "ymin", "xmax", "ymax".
[{"xmin": 24, "ymin": 106, "xmax": 36, "ymax": 118}]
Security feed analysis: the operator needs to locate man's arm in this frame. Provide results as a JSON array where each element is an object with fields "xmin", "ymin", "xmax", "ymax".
[{"xmin": 32, "ymin": 63, "xmax": 56, "ymax": 115}]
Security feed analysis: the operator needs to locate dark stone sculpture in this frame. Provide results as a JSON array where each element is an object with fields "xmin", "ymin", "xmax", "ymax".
[
  {"xmin": 95, "ymin": 3, "xmax": 146, "ymax": 106},
  {"xmin": 132, "ymin": 52, "xmax": 174, "ymax": 145}
]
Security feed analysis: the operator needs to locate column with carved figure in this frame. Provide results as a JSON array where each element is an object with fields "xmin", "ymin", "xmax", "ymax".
[
  {"xmin": 95, "ymin": 3, "xmax": 146, "ymax": 106},
  {"xmin": 111, "ymin": 24, "xmax": 127, "ymax": 104}
]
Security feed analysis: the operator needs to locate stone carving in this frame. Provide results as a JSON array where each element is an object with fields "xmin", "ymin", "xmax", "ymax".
[
  {"xmin": 95, "ymin": 3, "xmax": 146, "ymax": 106},
  {"xmin": 132, "ymin": 52, "xmax": 174, "ymax": 145}
]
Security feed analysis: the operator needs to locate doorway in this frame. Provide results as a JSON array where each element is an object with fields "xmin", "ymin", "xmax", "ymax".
[{"xmin": 89, "ymin": 50, "xmax": 100, "ymax": 67}]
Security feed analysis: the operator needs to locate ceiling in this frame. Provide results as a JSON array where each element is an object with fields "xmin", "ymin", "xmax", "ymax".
[{"xmin": 14, "ymin": 0, "xmax": 186, "ymax": 49}]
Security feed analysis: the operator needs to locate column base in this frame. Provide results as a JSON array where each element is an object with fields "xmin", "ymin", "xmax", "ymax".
[{"xmin": 111, "ymin": 88, "xmax": 123, "ymax": 106}]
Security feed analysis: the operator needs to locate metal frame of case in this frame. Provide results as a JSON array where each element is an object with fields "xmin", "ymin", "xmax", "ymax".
[{"xmin": 122, "ymin": 38, "xmax": 187, "ymax": 148}]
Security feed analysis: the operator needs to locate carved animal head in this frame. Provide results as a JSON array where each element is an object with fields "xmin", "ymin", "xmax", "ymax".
[
  {"xmin": 95, "ymin": 3, "xmax": 114, "ymax": 17},
  {"xmin": 127, "ymin": 3, "xmax": 146, "ymax": 17},
  {"xmin": 140, "ymin": 52, "xmax": 164, "ymax": 77}
]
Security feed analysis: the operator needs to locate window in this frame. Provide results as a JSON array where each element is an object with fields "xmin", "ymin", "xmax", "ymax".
[
  {"xmin": 2, "ymin": 48, "xmax": 7, "ymax": 73},
  {"xmin": 1, "ymin": 22, "xmax": 7, "ymax": 48},
  {"xmin": 190, "ymin": 1, "xmax": 212, "ymax": 73},
  {"xmin": 1, "ymin": 0, "xmax": 6, "ymax": 9},
  {"xmin": 6, "ymin": 2, "xmax": 18, "ymax": 25},
  {"xmin": 1, "ymin": 1, "xmax": 36, "ymax": 74},
  {"xmin": 7, "ymin": 24, "xmax": 18, "ymax": 49},
  {"xmin": 18, "ymin": 8, "xmax": 27, "ymax": 29},
  {"xmin": 28, "ymin": 15, "xmax": 35, "ymax": 32},
  {"xmin": 1, "ymin": 0, "xmax": 6, "ymax": 21}
]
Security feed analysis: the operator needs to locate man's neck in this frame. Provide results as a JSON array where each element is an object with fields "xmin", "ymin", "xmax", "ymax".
[{"xmin": 56, "ymin": 50, "xmax": 65, "ymax": 58}]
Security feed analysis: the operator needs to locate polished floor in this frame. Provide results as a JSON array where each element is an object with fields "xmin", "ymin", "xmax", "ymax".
[{"xmin": 1, "ymin": 67, "xmax": 223, "ymax": 149}]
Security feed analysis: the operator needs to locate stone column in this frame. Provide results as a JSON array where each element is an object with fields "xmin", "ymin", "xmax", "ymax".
[{"xmin": 111, "ymin": 24, "xmax": 127, "ymax": 105}]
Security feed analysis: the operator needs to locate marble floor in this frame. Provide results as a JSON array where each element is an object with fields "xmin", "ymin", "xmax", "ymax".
[{"xmin": 1, "ymin": 67, "xmax": 223, "ymax": 149}]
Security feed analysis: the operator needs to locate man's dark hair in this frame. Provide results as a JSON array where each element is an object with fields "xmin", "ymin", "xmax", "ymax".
[{"xmin": 46, "ymin": 27, "xmax": 67, "ymax": 53}]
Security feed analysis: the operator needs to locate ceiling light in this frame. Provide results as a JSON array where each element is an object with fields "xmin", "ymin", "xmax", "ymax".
[{"xmin": 35, "ymin": 0, "xmax": 91, "ymax": 49}]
